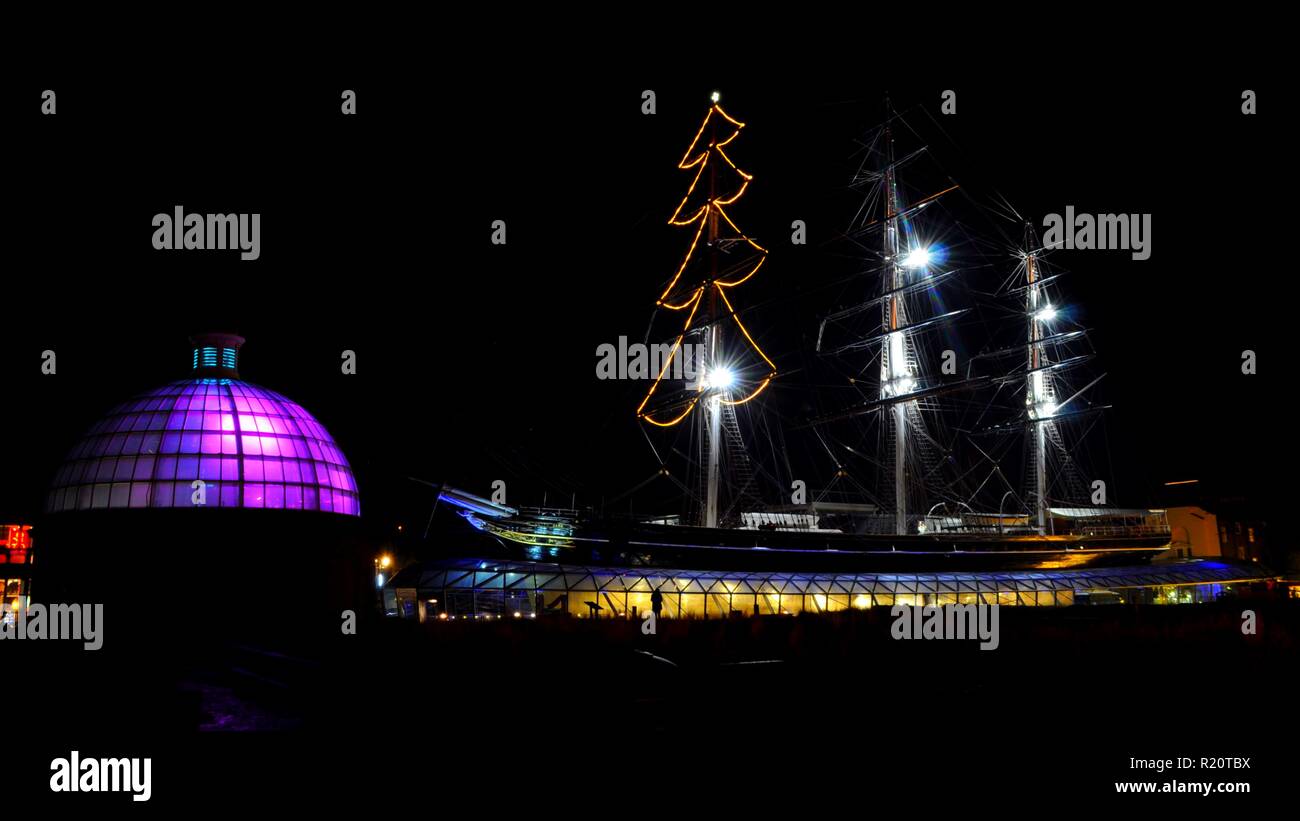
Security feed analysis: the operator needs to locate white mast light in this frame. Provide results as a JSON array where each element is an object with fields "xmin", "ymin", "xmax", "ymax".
[
  {"xmin": 1035, "ymin": 304, "xmax": 1058, "ymax": 322},
  {"xmin": 902, "ymin": 247, "xmax": 932, "ymax": 268},
  {"xmin": 1032, "ymin": 401, "xmax": 1058, "ymax": 420},
  {"xmin": 705, "ymin": 367, "xmax": 735, "ymax": 391}
]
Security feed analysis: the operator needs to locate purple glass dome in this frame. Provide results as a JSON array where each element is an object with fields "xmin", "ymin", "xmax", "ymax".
[{"xmin": 46, "ymin": 334, "xmax": 359, "ymax": 516}]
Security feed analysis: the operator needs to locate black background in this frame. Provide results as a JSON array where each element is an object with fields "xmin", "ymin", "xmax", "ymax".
[
  {"xmin": 0, "ymin": 50, "xmax": 1290, "ymax": 807},
  {"xmin": 1, "ymin": 71, "xmax": 1282, "ymax": 527}
]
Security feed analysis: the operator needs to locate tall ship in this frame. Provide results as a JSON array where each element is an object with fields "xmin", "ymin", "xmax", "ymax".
[{"xmin": 432, "ymin": 94, "xmax": 1171, "ymax": 574}]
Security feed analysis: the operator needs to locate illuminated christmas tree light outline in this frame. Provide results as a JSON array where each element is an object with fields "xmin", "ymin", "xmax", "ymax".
[{"xmin": 637, "ymin": 100, "xmax": 777, "ymax": 427}]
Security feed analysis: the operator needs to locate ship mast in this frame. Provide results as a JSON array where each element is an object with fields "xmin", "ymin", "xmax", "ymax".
[
  {"xmin": 1025, "ymin": 223, "xmax": 1052, "ymax": 534},
  {"xmin": 702, "ymin": 105, "xmax": 723, "ymax": 528},
  {"xmin": 635, "ymin": 92, "xmax": 776, "ymax": 530},
  {"xmin": 881, "ymin": 113, "xmax": 909, "ymax": 535},
  {"xmin": 811, "ymin": 99, "xmax": 971, "ymax": 535},
  {"xmin": 808, "ymin": 102, "xmax": 1122, "ymax": 537}
]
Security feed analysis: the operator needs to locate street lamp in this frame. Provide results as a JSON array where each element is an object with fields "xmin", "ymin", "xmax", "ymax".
[{"xmin": 374, "ymin": 555, "xmax": 394, "ymax": 615}]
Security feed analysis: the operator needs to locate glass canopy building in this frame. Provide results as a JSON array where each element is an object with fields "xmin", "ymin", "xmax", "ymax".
[
  {"xmin": 387, "ymin": 555, "xmax": 1276, "ymax": 620},
  {"xmin": 45, "ymin": 334, "xmax": 359, "ymax": 516}
]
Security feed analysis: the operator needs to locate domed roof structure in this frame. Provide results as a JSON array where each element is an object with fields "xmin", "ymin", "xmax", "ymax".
[{"xmin": 45, "ymin": 333, "xmax": 359, "ymax": 516}]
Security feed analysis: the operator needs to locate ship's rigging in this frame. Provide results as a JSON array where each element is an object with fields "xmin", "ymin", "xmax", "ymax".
[
  {"xmin": 632, "ymin": 94, "xmax": 1133, "ymax": 540},
  {"xmin": 635, "ymin": 94, "xmax": 777, "ymax": 529}
]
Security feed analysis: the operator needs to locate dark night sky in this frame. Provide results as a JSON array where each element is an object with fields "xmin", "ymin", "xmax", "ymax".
[{"xmin": 2, "ymin": 68, "xmax": 1283, "ymax": 528}]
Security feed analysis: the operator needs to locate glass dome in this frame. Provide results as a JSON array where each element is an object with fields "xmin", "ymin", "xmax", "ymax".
[{"xmin": 45, "ymin": 334, "xmax": 360, "ymax": 516}]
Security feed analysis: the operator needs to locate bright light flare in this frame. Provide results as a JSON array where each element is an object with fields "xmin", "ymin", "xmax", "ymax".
[
  {"xmin": 1035, "ymin": 304, "xmax": 1058, "ymax": 322},
  {"xmin": 1031, "ymin": 401, "xmax": 1058, "ymax": 420},
  {"xmin": 901, "ymin": 247, "xmax": 932, "ymax": 268},
  {"xmin": 704, "ymin": 367, "xmax": 735, "ymax": 391}
]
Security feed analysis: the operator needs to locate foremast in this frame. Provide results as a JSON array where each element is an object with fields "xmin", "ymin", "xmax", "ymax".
[{"xmin": 635, "ymin": 92, "xmax": 777, "ymax": 529}]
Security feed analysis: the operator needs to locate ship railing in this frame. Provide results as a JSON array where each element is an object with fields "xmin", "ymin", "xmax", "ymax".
[
  {"xmin": 922, "ymin": 513, "xmax": 1170, "ymax": 538},
  {"xmin": 515, "ymin": 505, "xmax": 582, "ymax": 517},
  {"xmin": 1071, "ymin": 524, "xmax": 1172, "ymax": 537}
]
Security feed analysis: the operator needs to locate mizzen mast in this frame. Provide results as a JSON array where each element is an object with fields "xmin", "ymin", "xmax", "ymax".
[{"xmin": 1024, "ymin": 224, "xmax": 1053, "ymax": 533}]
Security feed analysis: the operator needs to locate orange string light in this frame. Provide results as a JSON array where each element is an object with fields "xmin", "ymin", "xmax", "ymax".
[
  {"xmin": 660, "ymin": 284, "xmax": 705, "ymax": 312},
  {"xmin": 657, "ymin": 220, "xmax": 708, "ymax": 304},
  {"xmin": 716, "ymin": 286, "xmax": 776, "ymax": 372},
  {"xmin": 638, "ymin": 289, "xmax": 706, "ymax": 424},
  {"xmin": 713, "ymin": 203, "xmax": 766, "ymax": 253},
  {"xmin": 714, "ymin": 255, "xmax": 765, "ymax": 289},
  {"xmin": 639, "ymin": 100, "xmax": 777, "ymax": 425},
  {"xmin": 641, "ymin": 397, "xmax": 700, "ymax": 427},
  {"xmin": 668, "ymin": 156, "xmax": 710, "ymax": 225}
]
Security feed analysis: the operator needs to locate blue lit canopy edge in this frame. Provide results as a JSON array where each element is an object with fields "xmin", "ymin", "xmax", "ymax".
[{"xmin": 388, "ymin": 557, "xmax": 1276, "ymax": 600}]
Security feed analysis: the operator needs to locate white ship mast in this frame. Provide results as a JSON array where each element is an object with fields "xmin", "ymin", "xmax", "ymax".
[
  {"xmin": 812, "ymin": 100, "xmax": 971, "ymax": 536},
  {"xmin": 1024, "ymin": 228, "xmax": 1053, "ymax": 534},
  {"xmin": 881, "ymin": 118, "xmax": 911, "ymax": 535},
  {"xmin": 701, "ymin": 102, "xmax": 723, "ymax": 529},
  {"xmin": 703, "ymin": 325, "xmax": 723, "ymax": 528}
]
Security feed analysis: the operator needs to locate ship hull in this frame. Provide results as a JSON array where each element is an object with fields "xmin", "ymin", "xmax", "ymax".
[{"xmin": 470, "ymin": 515, "xmax": 1171, "ymax": 573}]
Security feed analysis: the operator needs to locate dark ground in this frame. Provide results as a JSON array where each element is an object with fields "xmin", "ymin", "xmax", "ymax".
[{"xmin": 9, "ymin": 591, "xmax": 1297, "ymax": 807}]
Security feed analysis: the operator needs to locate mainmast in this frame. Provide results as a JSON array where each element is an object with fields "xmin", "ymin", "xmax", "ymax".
[
  {"xmin": 812, "ymin": 99, "xmax": 969, "ymax": 536},
  {"xmin": 881, "ymin": 113, "xmax": 910, "ymax": 535}
]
